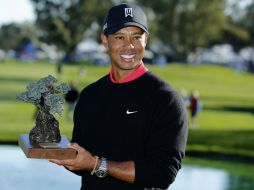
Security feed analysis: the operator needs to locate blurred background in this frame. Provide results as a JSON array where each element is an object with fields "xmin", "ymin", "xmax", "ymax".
[{"xmin": 0, "ymin": 0, "xmax": 254, "ymax": 189}]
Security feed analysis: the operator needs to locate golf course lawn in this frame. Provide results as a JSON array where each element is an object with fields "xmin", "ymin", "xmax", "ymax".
[{"xmin": 1, "ymin": 60, "xmax": 254, "ymax": 160}]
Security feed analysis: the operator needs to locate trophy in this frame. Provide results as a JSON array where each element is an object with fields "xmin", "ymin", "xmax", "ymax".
[{"xmin": 17, "ymin": 75, "xmax": 76, "ymax": 159}]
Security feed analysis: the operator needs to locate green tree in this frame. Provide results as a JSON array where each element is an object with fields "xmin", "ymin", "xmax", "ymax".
[
  {"xmin": 31, "ymin": 0, "xmax": 113, "ymax": 62},
  {"xmin": 214, "ymin": 18, "xmax": 249, "ymax": 51},
  {"xmin": 212, "ymin": 1, "xmax": 250, "ymax": 51},
  {"xmin": 240, "ymin": 2, "xmax": 254, "ymax": 47},
  {"xmin": 138, "ymin": 0, "xmax": 230, "ymax": 59},
  {"xmin": 0, "ymin": 23, "xmax": 37, "ymax": 51}
]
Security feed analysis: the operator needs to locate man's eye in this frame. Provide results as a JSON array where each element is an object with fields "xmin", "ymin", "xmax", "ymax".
[
  {"xmin": 133, "ymin": 35, "xmax": 142, "ymax": 40},
  {"xmin": 115, "ymin": 36, "xmax": 124, "ymax": 40}
]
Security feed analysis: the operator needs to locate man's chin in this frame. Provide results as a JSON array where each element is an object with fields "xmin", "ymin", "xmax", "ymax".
[
  {"xmin": 119, "ymin": 65, "xmax": 138, "ymax": 70},
  {"xmin": 119, "ymin": 61, "xmax": 141, "ymax": 70}
]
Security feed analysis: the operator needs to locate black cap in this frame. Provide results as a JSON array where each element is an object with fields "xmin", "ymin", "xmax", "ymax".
[{"xmin": 103, "ymin": 3, "xmax": 148, "ymax": 35}]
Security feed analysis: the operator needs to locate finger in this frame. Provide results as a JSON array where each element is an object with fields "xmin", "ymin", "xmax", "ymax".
[
  {"xmin": 65, "ymin": 165, "xmax": 81, "ymax": 171},
  {"xmin": 65, "ymin": 165, "xmax": 73, "ymax": 170},
  {"xmin": 49, "ymin": 159, "xmax": 74, "ymax": 166},
  {"xmin": 68, "ymin": 143, "xmax": 84, "ymax": 153},
  {"xmin": 48, "ymin": 159, "xmax": 63, "ymax": 165}
]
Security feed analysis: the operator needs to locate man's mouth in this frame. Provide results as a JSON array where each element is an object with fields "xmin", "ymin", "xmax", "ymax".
[{"xmin": 120, "ymin": 54, "xmax": 135, "ymax": 61}]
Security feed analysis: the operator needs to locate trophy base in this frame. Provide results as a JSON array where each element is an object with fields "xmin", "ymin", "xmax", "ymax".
[{"xmin": 19, "ymin": 134, "xmax": 77, "ymax": 159}]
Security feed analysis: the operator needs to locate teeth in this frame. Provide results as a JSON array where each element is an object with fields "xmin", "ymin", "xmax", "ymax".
[{"xmin": 121, "ymin": 54, "xmax": 135, "ymax": 59}]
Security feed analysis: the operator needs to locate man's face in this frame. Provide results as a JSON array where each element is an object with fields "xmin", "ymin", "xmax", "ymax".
[{"xmin": 101, "ymin": 26, "xmax": 148, "ymax": 71}]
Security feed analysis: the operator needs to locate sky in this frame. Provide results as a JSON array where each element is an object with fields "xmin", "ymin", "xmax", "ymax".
[{"xmin": 0, "ymin": 0, "xmax": 35, "ymax": 26}]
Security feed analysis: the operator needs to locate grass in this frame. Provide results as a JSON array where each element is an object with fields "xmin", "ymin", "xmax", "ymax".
[
  {"xmin": 150, "ymin": 64, "xmax": 254, "ymax": 159},
  {"xmin": 1, "ymin": 60, "xmax": 254, "ymax": 160}
]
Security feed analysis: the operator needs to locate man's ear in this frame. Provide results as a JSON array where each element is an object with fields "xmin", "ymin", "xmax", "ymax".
[
  {"xmin": 101, "ymin": 34, "xmax": 108, "ymax": 48},
  {"xmin": 144, "ymin": 33, "xmax": 148, "ymax": 47}
]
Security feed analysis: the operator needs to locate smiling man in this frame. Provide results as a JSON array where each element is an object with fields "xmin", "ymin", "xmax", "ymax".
[
  {"xmin": 102, "ymin": 26, "xmax": 148, "ymax": 81},
  {"xmin": 50, "ymin": 3, "xmax": 188, "ymax": 190}
]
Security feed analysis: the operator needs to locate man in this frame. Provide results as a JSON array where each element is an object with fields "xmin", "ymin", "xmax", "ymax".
[
  {"xmin": 189, "ymin": 90, "xmax": 201, "ymax": 128},
  {"xmin": 50, "ymin": 3, "xmax": 188, "ymax": 190}
]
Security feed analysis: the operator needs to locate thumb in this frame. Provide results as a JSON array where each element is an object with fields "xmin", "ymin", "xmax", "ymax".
[{"xmin": 68, "ymin": 143, "xmax": 84, "ymax": 153}]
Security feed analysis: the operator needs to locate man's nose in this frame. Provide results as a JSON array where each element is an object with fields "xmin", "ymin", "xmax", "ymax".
[{"xmin": 123, "ymin": 38, "xmax": 135, "ymax": 49}]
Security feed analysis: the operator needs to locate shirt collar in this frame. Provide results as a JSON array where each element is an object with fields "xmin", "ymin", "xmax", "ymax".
[{"xmin": 110, "ymin": 62, "xmax": 148, "ymax": 84}]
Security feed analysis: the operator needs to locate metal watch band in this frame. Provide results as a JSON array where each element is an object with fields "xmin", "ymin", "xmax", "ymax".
[{"xmin": 95, "ymin": 157, "xmax": 107, "ymax": 178}]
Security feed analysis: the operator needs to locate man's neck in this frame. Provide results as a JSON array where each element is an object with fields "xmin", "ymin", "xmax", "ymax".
[
  {"xmin": 112, "ymin": 68, "xmax": 134, "ymax": 82},
  {"xmin": 110, "ymin": 62, "xmax": 148, "ymax": 83}
]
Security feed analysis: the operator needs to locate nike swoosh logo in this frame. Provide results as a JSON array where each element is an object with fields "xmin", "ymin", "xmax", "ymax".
[{"xmin": 126, "ymin": 110, "xmax": 138, "ymax": 114}]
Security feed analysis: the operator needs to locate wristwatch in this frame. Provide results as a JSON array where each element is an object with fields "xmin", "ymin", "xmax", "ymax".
[{"xmin": 95, "ymin": 157, "xmax": 107, "ymax": 178}]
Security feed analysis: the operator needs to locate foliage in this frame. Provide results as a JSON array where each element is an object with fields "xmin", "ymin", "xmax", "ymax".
[
  {"xmin": 138, "ymin": 0, "xmax": 228, "ymax": 56},
  {"xmin": 214, "ymin": 1, "xmax": 251, "ymax": 51},
  {"xmin": 0, "ymin": 23, "xmax": 37, "ymax": 51},
  {"xmin": 0, "ymin": 0, "xmax": 253, "ymax": 60},
  {"xmin": 30, "ymin": 0, "xmax": 113, "ymax": 61},
  {"xmin": 30, "ymin": 0, "xmax": 244, "ymax": 60},
  {"xmin": 16, "ymin": 75, "xmax": 70, "ymax": 116},
  {"xmin": 239, "ymin": 2, "xmax": 254, "ymax": 47},
  {"xmin": 217, "ymin": 30, "xmax": 249, "ymax": 52}
]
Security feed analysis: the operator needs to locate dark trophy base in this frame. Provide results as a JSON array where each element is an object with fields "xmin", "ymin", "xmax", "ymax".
[{"xmin": 19, "ymin": 134, "xmax": 77, "ymax": 159}]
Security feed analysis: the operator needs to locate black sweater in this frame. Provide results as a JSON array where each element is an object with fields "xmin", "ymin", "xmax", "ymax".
[{"xmin": 72, "ymin": 72, "xmax": 188, "ymax": 190}]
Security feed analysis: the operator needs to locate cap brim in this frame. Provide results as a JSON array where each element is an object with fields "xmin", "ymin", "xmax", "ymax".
[{"xmin": 104, "ymin": 22, "xmax": 149, "ymax": 35}]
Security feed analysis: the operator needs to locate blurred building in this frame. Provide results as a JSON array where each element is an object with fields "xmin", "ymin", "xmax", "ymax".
[
  {"xmin": 187, "ymin": 44, "xmax": 248, "ymax": 72},
  {"xmin": 76, "ymin": 39, "xmax": 109, "ymax": 65},
  {"xmin": 0, "ymin": 49, "xmax": 5, "ymax": 60}
]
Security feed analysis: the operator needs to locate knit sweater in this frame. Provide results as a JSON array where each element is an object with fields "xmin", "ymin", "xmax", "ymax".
[{"xmin": 72, "ymin": 72, "xmax": 188, "ymax": 190}]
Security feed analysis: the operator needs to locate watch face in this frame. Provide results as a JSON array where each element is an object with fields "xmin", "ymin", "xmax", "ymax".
[
  {"xmin": 95, "ymin": 169, "xmax": 107, "ymax": 178},
  {"xmin": 95, "ymin": 158, "xmax": 107, "ymax": 178}
]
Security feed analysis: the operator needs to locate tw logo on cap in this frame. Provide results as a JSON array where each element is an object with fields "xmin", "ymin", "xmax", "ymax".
[{"xmin": 125, "ymin": 8, "xmax": 133, "ymax": 17}]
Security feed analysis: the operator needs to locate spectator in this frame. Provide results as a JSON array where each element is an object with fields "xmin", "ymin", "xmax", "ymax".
[{"xmin": 189, "ymin": 90, "xmax": 201, "ymax": 128}]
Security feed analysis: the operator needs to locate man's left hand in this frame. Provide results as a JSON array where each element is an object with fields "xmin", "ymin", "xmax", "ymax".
[{"xmin": 49, "ymin": 143, "xmax": 95, "ymax": 171}]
